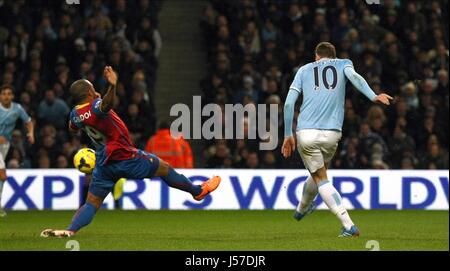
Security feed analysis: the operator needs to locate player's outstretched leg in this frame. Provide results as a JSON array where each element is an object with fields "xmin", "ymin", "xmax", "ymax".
[
  {"xmin": 154, "ymin": 159, "xmax": 221, "ymax": 201},
  {"xmin": 293, "ymin": 175, "xmax": 317, "ymax": 221},
  {"xmin": 41, "ymin": 190, "xmax": 106, "ymax": 238},
  {"xmin": 312, "ymin": 167, "xmax": 359, "ymax": 237}
]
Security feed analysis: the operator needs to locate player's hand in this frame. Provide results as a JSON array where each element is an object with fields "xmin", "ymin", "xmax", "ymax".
[
  {"xmin": 374, "ymin": 93, "xmax": 393, "ymax": 105},
  {"xmin": 0, "ymin": 136, "xmax": 8, "ymax": 145},
  {"xmin": 27, "ymin": 133, "xmax": 35, "ymax": 144},
  {"xmin": 282, "ymin": 136, "xmax": 296, "ymax": 158},
  {"xmin": 104, "ymin": 66, "xmax": 117, "ymax": 86}
]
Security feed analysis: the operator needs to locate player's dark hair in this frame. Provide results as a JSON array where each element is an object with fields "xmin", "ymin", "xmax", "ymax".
[
  {"xmin": 0, "ymin": 84, "xmax": 14, "ymax": 94},
  {"xmin": 315, "ymin": 42, "xmax": 336, "ymax": 58},
  {"xmin": 70, "ymin": 79, "xmax": 91, "ymax": 104}
]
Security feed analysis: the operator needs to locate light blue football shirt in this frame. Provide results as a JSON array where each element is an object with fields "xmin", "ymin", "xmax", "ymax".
[
  {"xmin": 284, "ymin": 58, "xmax": 377, "ymax": 136},
  {"xmin": 0, "ymin": 102, "xmax": 31, "ymax": 141}
]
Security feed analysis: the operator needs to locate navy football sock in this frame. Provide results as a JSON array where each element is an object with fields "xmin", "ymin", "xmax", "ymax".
[
  {"xmin": 67, "ymin": 202, "xmax": 97, "ymax": 232},
  {"xmin": 161, "ymin": 168, "xmax": 202, "ymax": 196}
]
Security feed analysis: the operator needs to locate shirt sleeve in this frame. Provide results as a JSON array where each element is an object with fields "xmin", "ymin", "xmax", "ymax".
[
  {"xmin": 17, "ymin": 104, "xmax": 31, "ymax": 123},
  {"xmin": 283, "ymin": 89, "xmax": 300, "ymax": 137},
  {"xmin": 69, "ymin": 109, "xmax": 82, "ymax": 130},
  {"xmin": 289, "ymin": 67, "xmax": 303, "ymax": 93},
  {"xmin": 343, "ymin": 59, "xmax": 354, "ymax": 70},
  {"xmin": 91, "ymin": 98, "xmax": 108, "ymax": 117},
  {"xmin": 343, "ymin": 64, "xmax": 377, "ymax": 101}
]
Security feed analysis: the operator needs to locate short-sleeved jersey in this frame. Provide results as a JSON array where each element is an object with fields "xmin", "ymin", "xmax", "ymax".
[
  {"xmin": 69, "ymin": 98, "xmax": 137, "ymax": 165},
  {"xmin": 0, "ymin": 102, "xmax": 31, "ymax": 141},
  {"xmin": 289, "ymin": 58, "xmax": 354, "ymax": 131}
]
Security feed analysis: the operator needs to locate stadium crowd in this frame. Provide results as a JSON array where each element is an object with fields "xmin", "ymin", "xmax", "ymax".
[
  {"xmin": 0, "ymin": 0, "xmax": 161, "ymax": 169},
  {"xmin": 200, "ymin": 0, "xmax": 449, "ymax": 170},
  {"xmin": 0, "ymin": 0, "xmax": 448, "ymax": 171}
]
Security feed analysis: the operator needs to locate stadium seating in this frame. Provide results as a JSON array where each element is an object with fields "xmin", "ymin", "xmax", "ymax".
[
  {"xmin": 199, "ymin": 0, "xmax": 449, "ymax": 169},
  {"xmin": 0, "ymin": 0, "xmax": 448, "ymax": 170},
  {"xmin": 0, "ymin": 0, "xmax": 161, "ymax": 168}
]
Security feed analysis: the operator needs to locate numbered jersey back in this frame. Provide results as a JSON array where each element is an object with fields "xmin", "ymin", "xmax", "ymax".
[
  {"xmin": 289, "ymin": 58, "xmax": 353, "ymax": 131},
  {"xmin": 69, "ymin": 98, "xmax": 136, "ymax": 165}
]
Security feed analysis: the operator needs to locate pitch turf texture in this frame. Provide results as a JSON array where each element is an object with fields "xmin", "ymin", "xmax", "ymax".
[{"xmin": 0, "ymin": 210, "xmax": 448, "ymax": 251}]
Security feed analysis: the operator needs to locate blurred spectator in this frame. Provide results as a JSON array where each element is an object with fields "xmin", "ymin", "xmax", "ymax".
[
  {"xmin": 336, "ymin": 135, "xmax": 361, "ymax": 169},
  {"xmin": 261, "ymin": 151, "xmax": 278, "ymax": 168},
  {"xmin": 371, "ymin": 159, "xmax": 389, "ymax": 170},
  {"xmin": 366, "ymin": 105, "xmax": 389, "ymax": 139},
  {"xmin": 358, "ymin": 122, "xmax": 388, "ymax": 167},
  {"xmin": 38, "ymin": 154, "xmax": 51, "ymax": 169},
  {"xmin": 6, "ymin": 147, "xmax": 31, "ymax": 168},
  {"xmin": 233, "ymin": 76, "xmax": 259, "ymax": 103},
  {"xmin": 122, "ymin": 103, "xmax": 148, "ymax": 148},
  {"xmin": 38, "ymin": 89, "xmax": 70, "ymax": 129},
  {"xmin": 245, "ymin": 151, "xmax": 260, "ymax": 169},
  {"xmin": 400, "ymin": 157, "xmax": 415, "ymax": 169},
  {"xmin": 56, "ymin": 154, "xmax": 69, "ymax": 169},
  {"xmin": 421, "ymin": 142, "xmax": 449, "ymax": 169},
  {"xmin": 205, "ymin": 140, "xmax": 230, "ymax": 168},
  {"xmin": 388, "ymin": 125, "xmax": 416, "ymax": 168},
  {"xmin": 135, "ymin": 16, "xmax": 162, "ymax": 58},
  {"xmin": 401, "ymin": 82, "xmax": 419, "ymax": 110},
  {"xmin": 177, "ymin": 136, "xmax": 194, "ymax": 169},
  {"xmin": 7, "ymin": 159, "xmax": 20, "ymax": 169},
  {"xmin": 145, "ymin": 121, "xmax": 189, "ymax": 168}
]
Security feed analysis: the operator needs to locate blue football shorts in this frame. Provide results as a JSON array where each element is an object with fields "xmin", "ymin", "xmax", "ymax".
[{"xmin": 89, "ymin": 150, "xmax": 160, "ymax": 198}]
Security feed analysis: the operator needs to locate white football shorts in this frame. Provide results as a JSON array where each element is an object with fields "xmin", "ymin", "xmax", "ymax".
[
  {"xmin": 0, "ymin": 142, "xmax": 10, "ymax": 169},
  {"xmin": 296, "ymin": 129, "xmax": 342, "ymax": 173}
]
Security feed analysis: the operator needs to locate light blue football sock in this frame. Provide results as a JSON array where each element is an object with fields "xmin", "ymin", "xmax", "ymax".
[{"xmin": 318, "ymin": 179, "xmax": 354, "ymax": 230}]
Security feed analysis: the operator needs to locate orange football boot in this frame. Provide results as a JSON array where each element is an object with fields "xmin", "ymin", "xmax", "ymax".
[{"xmin": 193, "ymin": 176, "xmax": 221, "ymax": 201}]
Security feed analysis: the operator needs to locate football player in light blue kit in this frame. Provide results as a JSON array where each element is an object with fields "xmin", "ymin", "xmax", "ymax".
[
  {"xmin": 282, "ymin": 42, "xmax": 393, "ymax": 237},
  {"xmin": 0, "ymin": 85, "xmax": 35, "ymax": 217}
]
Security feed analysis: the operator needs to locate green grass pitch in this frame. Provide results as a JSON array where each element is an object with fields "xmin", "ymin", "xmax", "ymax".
[{"xmin": 0, "ymin": 210, "xmax": 448, "ymax": 251}]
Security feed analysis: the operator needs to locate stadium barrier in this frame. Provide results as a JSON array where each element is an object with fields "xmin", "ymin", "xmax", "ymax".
[{"xmin": 3, "ymin": 169, "xmax": 449, "ymax": 210}]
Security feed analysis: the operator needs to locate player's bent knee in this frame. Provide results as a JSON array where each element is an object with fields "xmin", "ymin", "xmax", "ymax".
[
  {"xmin": 311, "ymin": 166, "xmax": 328, "ymax": 183},
  {"xmin": 155, "ymin": 159, "xmax": 170, "ymax": 177}
]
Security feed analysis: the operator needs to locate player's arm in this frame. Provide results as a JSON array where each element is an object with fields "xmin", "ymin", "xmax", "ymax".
[
  {"xmin": 100, "ymin": 66, "xmax": 118, "ymax": 113},
  {"xmin": 68, "ymin": 120, "xmax": 79, "ymax": 133},
  {"xmin": 282, "ymin": 70, "xmax": 302, "ymax": 159},
  {"xmin": 25, "ymin": 120, "xmax": 35, "ymax": 144},
  {"xmin": 284, "ymin": 89, "xmax": 299, "ymax": 139},
  {"xmin": 344, "ymin": 66, "xmax": 393, "ymax": 105},
  {"xmin": 18, "ymin": 105, "xmax": 34, "ymax": 144},
  {"xmin": 68, "ymin": 109, "xmax": 82, "ymax": 133}
]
